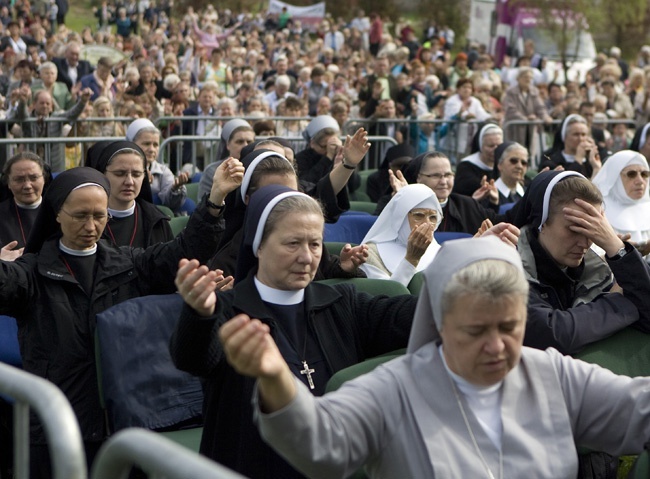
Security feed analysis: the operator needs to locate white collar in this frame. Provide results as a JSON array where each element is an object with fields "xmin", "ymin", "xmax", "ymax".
[
  {"xmin": 254, "ymin": 276, "xmax": 305, "ymax": 305},
  {"xmin": 461, "ymin": 152, "xmax": 493, "ymax": 171},
  {"xmin": 108, "ymin": 202, "xmax": 136, "ymax": 218},
  {"xmin": 561, "ymin": 152, "xmax": 577, "ymax": 163},
  {"xmin": 59, "ymin": 240, "xmax": 97, "ymax": 256},
  {"xmin": 495, "ymin": 177, "xmax": 524, "ymax": 199},
  {"xmin": 15, "ymin": 197, "xmax": 42, "ymax": 209}
]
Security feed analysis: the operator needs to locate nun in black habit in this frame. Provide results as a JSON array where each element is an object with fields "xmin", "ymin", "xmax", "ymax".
[
  {"xmin": 85, "ymin": 140, "xmax": 173, "ymax": 248},
  {"xmin": 0, "ymin": 166, "xmax": 233, "ymax": 477}
]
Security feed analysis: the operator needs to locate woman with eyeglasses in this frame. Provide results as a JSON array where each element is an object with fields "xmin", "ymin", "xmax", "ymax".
[
  {"xmin": 86, "ymin": 140, "xmax": 173, "ymax": 248},
  {"xmin": 0, "ymin": 152, "xmax": 50, "ymax": 252},
  {"xmin": 359, "ymin": 184, "xmax": 442, "ymax": 287},
  {"xmin": 492, "ymin": 141, "xmax": 528, "ymax": 206},
  {"xmin": 0, "ymin": 163, "xmax": 241, "ymax": 478},
  {"xmin": 592, "ymin": 150, "xmax": 650, "ymax": 258}
]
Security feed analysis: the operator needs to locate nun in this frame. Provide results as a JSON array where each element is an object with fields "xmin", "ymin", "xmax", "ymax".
[
  {"xmin": 491, "ymin": 141, "xmax": 528, "ymax": 205},
  {"xmin": 453, "ymin": 123, "xmax": 503, "ymax": 196},
  {"xmin": 538, "ymin": 114, "xmax": 601, "ymax": 178},
  {"xmin": 126, "ymin": 118, "xmax": 188, "ymax": 213},
  {"xmin": 295, "ymin": 115, "xmax": 363, "ymax": 195},
  {"xmin": 366, "ymin": 143, "xmax": 414, "ymax": 203},
  {"xmin": 170, "ymin": 184, "xmax": 417, "ymax": 479},
  {"xmin": 198, "ymin": 118, "xmax": 255, "ymax": 199},
  {"xmin": 0, "ymin": 165, "xmax": 235, "ymax": 478},
  {"xmin": 219, "ymin": 235, "xmax": 650, "ymax": 478},
  {"xmin": 208, "ymin": 145, "xmax": 368, "ymax": 281},
  {"xmin": 360, "ymin": 184, "xmax": 442, "ymax": 287},
  {"xmin": 512, "ymin": 170, "xmax": 650, "ymax": 354},
  {"xmin": 592, "ymin": 150, "xmax": 650, "ymax": 257},
  {"xmin": 86, "ymin": 140, "xmax": 173, "ymax": 248}
]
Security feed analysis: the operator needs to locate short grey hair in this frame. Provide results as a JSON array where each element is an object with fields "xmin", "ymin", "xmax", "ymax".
[
  {"xmin": 39, "ymin": 61, "xmax": 57, "ymax": 73},
  {"xmin": 276, "ymin": 74, "xmax": 291, "ymax": 87},
  {"xmin": 441, "ymin": 259, "xmax": 529, "ymax": 323}
]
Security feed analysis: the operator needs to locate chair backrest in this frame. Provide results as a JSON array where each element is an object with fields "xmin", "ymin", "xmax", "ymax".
[
  {"xmin": 324, "ymin": 215, "xmax": 377, "ymax": 244},
  {"xmin": 178, "ymin": 198, "xmax": 196, "ymax": 216},
  {"xmin": 185, "ymin": 182, "xmax": 200, "ymax": 203},
  {"xmin": 170, "ymin": 216, "xmax": 190, "ymax": 237},
  {"xmin": 573, "ymin": 327, "xmax": 650, "ymax": 377},
  {"xmin": 434, "ymin": 231, "xmax": 473, "ymax": 244},
  {"xmin": 407, "ymin": 272, "xmax": 425, "ymax": 296},
  {"xmin": 0, "ymin": 315, "xmax": 21, "ymax": 367},
  {"xmin": 349, "ymin": 201, "xmax": 378, "ymax": 215},
  {"xmin": 156, "ymin": 204, "xmax": 174, "ymax": 219},
  {"xmin": 325, "ymin": 350, "xmax": 404, "ymax": 393},
  {"xmin": 95, "ymin": 294, "xmax": 203, "ymax": 432},
  {"xmin": 317, "ymin": 277, "xmax": 410, "ymax": 297}
]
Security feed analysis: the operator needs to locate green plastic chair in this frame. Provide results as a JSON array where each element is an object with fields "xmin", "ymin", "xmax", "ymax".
[
  {"xmin": 628, "ymin": 445, "xmax": 650, "ymax": 479},
  {"xmin": 185, "ymin": 182, "xmax": 200, "ymax": 203},
  {"xmin": 407, "ymin": 272, "xmax": 425, "ymax": 296},
  {"xmin": 170, "ymin": 216, "xmax": 190, "ymax": 237},
  {"xmin": 324, "ymin": 242, "xmax": 357, "ymax": 257},
  {"xmin": 349, "ymin": 169, "xmax": 377, "ymax": 202},
  {"xmin": 156, "ymin": 204, "xmax": 174, "ymax": 219},
  {"xmin": 573, "ymin": 328, "xmax": 650, "ymax": 377},
  {"xmin": 318, "ymin": 277, "xmax": 410, "ymax": 297},
  {"xmin": 349, "ymin": 201, "xmax": 378, "ymax": 215}
]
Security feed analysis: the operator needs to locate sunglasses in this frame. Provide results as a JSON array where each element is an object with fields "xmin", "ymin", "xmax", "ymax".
[
  {"xmin": 507, "ymin": 158, "xmax": 528, "ymax": 166},
  {"xmin": 624, "ymin": 170, "xmax": 650, "ymax": 179}
]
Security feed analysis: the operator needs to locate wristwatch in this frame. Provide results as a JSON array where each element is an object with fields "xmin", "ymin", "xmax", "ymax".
[{"xmin": 608, "ymin": 246, "xmax": 628, "ymax": 260}]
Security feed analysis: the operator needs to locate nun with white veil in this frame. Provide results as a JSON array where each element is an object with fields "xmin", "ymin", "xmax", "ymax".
[
  {"xmin": 218, "ymin": 235, "xmax": 650, "ymax": 479},
  {"xmin": 592, "ymin": 149, "xmax": 650, "ymax": 257},
  {"xmin": 359, "ymin": 183, "xmax": 442, "ymax": 287}
]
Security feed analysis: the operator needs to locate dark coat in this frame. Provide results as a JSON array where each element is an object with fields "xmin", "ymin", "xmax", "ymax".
[
  {"xmin": 102, "ymin": 200, "xmax": 173, "ymax": 248},
  {"xmin": 437, "ymin": 193, "xmax": 498, "ymax": 234},
  {"xmin": 169, "ymin": 274, "xmax": 417, "ymax": 479},
  {"xmin": 538, "ymin": 150, "xmax": 594, "ymax": 178},
  {"xmin": 52, "ymin": 57, "xmax": 94, "ymax": 91},
  {"xmin": 0, "ymin": 198, "xmax": 40, "ymax": 248},
  {"xmin": 0, "ymin": 200, "xmax": 223, "ymax": 443},
  {"xmin": 519, "ymin": 226, "xmax": 650, "ymax": 355},
  {"xmin": 452, "ymin": 160, "xmax": 496, "ymax": 197}
]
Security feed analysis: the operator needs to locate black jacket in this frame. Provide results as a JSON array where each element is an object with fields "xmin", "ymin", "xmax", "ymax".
[
  {"xmin": 438, "ymin": 193, "xmax": 498, "ymax": 234},
  {"xmin": 452, "ymin": 160, "xmax": 496, "ymax": 197},
  {"xmin": 0, "ymin": 199, "xmax": 223, "ymax": 443},
  {"xmin": 102, "ymin": 200, "xmax": 173, "ymax": 248},
  {"xmin": 170, "ymin": 275, "xmax": 416, "ymax": 478},
  {"xmin": 0, "ymin": 198, "xmax": 40, "ymax": 249},
  {"xmin": 52, "ymin": 57, "xmax": 94, "ymax": 91}
]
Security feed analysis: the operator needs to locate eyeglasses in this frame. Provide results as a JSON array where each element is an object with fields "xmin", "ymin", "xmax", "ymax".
[
  {"xmin": 409, "ymin": 211, "xmax": 437, "ymax": 223},
  {"xmin": 623, "ymin": 170, "xmax": 650, "ymax": 180},
  {"xmin": 419, "ymin": 172, "xmax": 455, "ymax": 181},
  {"xmin": 507, "ymin": 158, "xmax": 529, "ymax": 166},
  {"xmin": 105, "ymin": 169, "xmax": 146, "ymax": 179},
  {"xmin": 10, "ymin": 174, "xmax": 43, "ymax": 184},
  {"xmin": 60, "ymin": 209, "xmax": 111, "ymax": 223}
]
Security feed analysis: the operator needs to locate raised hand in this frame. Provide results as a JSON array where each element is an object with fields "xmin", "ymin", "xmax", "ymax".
[
  {"xmin": 210, "ymin": 157, "xmax": 245, "ymax": 205},
  {"xmin": 405, "ymin": 222, "xmax": 435, "ymax": 266},
  {"xmin": 388, "ymin": 169, "xmax": 408, "ymax": 195},
  {"xmin": 564, "ymin": 198, "xmax": 624, "ymax": 256},
  {"xmin": 341, "ymin": 128, "xmax": 371, "ymax": 168},
  {"xmin": 0, "ymin": 241, "xmax": 24, "ymax": 262},
  {"xmin": 478, "ymin": 222, "xmax": 520, "ymax": 248},
  {"xmin": 175, "ymin": 258, "xmax": 219, "ymax": 316},
  {"xmin": 339, "ymin": 243, "xmax": 369, "ymax": 272}
]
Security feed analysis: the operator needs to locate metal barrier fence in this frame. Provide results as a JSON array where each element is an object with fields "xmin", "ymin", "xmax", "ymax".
[
  {"xmin": 0, "ymin": 362, "xmax": 86, "ymax": 479},
  {"xmin": 90, "ymin": 428, "xmax": 246, "ymax": 479}
]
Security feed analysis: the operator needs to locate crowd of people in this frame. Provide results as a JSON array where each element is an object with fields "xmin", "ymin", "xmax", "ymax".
[{"xmin": 2, "ymin": 2, "xmax": 650, "ymax": 479}]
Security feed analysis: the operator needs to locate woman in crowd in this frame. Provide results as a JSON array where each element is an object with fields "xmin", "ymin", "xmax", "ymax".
[
  {"xmin": 366, "ymin": 143, "xmax": 414, "ymax": 203},
  {"xmin": 538, "ymin": 114, "xmax": 601, "ymax": 178},
  {"xmin": 0, "ymin": 161, "xmax": 240, "ymax": 478},
  {"xmin": 126, "ymin": 118, "xmax": 189, "ymax": 214},
  {"xmin": 360, "ymin": 184, "xmax": 441, "ymax": 287},
  {"xmin": 512, "ymin": 170, "xmax": 650, "ymax": 354},
  {"xmin": 89, "ymin": 95, "xmax": 126, "ymax": 139},
  {"xmin": 295, "ymin": 115, "xmax": 342, "ymax": 185},
  {"xmin": 592, "ymin": 150, "xmax": 650, "ymax": 257},
  {"xmin": 452, "ymin": 123, "xmax": 503, "ymax": 196},
  {"xmin": 222, "ymin": 235, "xmax": 650, "ymax": 478},
  {"xmin": 441, "ymin": 78, "xmax": 491, "ymax": 160},
  {"xmin": 32, "ymin": 61, "xmax": 73, "ymax": 111},
  {"xmin": 0, "ymin": 152, "xmax": 49, "ymax": 249},
  {"xmin": 171, "ymin": 184, "xmax": 418, "ymax": 479},
  {"xmin": 199, "ymin": 118, "xmax": 255, "ymax": 199},
  {"xmin": 492, "ymin": 141, "xmax": 528, "ymax": 205},
  {"xmin": 86, "ymin": 140, "xmax": 173, "ymax": 248}
]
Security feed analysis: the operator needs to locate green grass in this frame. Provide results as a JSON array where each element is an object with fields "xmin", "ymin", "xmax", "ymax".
[{"xmin": 65, "ymin": 0, "xmax": 97, "ymax": 34}]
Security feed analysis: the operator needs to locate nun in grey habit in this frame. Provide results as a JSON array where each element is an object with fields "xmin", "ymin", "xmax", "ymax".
[{"xmin": 220, "ymin": 236, "xmax": 650, "ymax": 479}]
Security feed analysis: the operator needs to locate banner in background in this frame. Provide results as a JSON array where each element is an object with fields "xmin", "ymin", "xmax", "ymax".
[{"xmin": 268, "ymin": 0, "xmax": 326, "ymax": 30}]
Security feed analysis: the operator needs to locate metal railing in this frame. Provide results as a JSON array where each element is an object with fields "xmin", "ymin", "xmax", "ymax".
[
  {"xmin": 0, "ymin": 362, "xmax": 86, "ymax": 479},
  {"xmin": 90, "ymin": 428, "xmax": 246, "ymax": 479}
]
